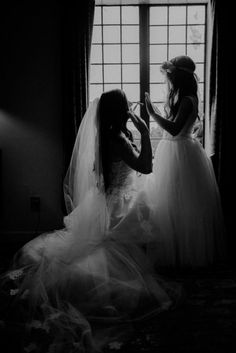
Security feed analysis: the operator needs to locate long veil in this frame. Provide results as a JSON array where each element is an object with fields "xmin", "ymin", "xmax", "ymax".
[
  {"xmin": 64, "ymin": 97, "xmax": 104, "ymax": 213},
  {"xmin": 16, "ymin": 98, "xmax": 109, "ymax": 263},
  {"xmin": 61, "ymin": 98, "xmax": 110, "ymax": 259}
]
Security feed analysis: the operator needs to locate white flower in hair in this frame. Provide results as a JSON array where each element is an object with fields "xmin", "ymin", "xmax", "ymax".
[
  {"xmin": 161, "ymin": 56, "xmax": 195, "ymax": 74},
  {"xmin": 160, "ymin": 61, "xmax": 175, "ymax": 73}
]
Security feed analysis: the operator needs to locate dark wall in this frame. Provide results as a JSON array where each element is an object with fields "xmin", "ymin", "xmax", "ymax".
[{"xmin": 0, "ymin": 2, "xmax": 65, "ymax": 239}]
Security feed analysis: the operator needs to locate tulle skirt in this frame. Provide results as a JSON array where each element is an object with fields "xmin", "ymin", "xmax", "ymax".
[
  {"xmin": 144, "ymin": 135, "xmax": 226, "ymax": 267},
  {"xmin": 0, "ymin": 186, "xmax": 180, "ymax": 353}
]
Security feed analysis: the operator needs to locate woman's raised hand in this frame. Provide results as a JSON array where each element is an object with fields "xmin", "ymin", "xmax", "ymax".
[
  {"xmin": 127, "ymin": 109, "xmax": 149, "ymax": 135},
  {"xmin": 145, "ymin": 92, "xmax": 162, "ymax": 118}
]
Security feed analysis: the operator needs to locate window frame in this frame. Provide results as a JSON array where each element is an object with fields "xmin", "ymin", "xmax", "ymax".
[{"xmin": 90, "ymin": 2, "xmax": 208, "ymax": 148}]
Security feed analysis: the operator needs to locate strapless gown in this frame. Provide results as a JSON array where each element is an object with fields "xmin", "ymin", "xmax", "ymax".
[{"xmin": 143, "ymin": 97, "xmax": 226, "ymax": 267}]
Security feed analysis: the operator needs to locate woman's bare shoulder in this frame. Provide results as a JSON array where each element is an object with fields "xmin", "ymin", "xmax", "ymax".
[
  {"xmin": 108, "ymin": 132, "xmax": 127, "ymax": 161},
  {"xmin": 111, "ymin": 131, "xmax": 138, "ymax": 157}
]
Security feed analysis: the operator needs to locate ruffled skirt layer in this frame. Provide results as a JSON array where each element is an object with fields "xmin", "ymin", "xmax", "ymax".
[{"xmin": 144, "ymin": 136, "xmax": 226, "ymax": 267}]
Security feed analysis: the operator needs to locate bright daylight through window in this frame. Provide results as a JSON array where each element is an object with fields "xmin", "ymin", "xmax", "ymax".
[{"xmin": 89, "ymin": 3, "xmax": 206, "ymax": 151}]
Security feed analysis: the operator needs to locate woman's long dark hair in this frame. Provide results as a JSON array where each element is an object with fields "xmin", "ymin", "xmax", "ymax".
[
  {"xmin": 98, "ymin": 89, "xmax": 131, "ymax": 191},
  {"xmin": 164, "ymin": 66, "xmax": 199, "ymax": 120}
]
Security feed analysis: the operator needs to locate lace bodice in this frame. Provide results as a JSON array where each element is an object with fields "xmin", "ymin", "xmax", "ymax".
[
  {"xmin": 105, "ymin": 132, "xmax": 139, "ymax": 198},
  {"xmin": 105, "ymin": 160, "xmax": 139, "ymax": 229},
  {"xmin": 107, "ymin": 160, "xmax": 136, "ymax": 197}
]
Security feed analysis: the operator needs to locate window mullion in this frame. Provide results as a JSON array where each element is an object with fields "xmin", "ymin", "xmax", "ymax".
[{"xmin": 139, "ymin": 5, "xmax": 150, "ymax": 126}]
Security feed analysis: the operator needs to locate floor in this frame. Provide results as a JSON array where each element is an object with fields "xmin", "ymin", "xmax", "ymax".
[
  {"xmin": 1, "ymin": 245, "xmax": 236, "ymax": 353},
  {"xmin": 114, "ymin": 267, "xmax": 236, "ymax": 353}
]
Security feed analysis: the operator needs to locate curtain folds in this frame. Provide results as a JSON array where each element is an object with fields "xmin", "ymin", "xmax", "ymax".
[
  {"xmin": 61, "ymin": 0, "xmax": 95, "ymax": 214},
  {"xmin": 62, "ymin": 0, "xmax": 95, "ymax": 169},
  {"xmin": 205, "ymin": 0, "xmax": 234, "ymax": 258},
  {"xmin": 204, "ymin": 0, "xmax": 216, "ymax": 158}
]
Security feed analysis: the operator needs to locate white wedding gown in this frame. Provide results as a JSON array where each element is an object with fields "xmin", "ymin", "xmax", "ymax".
[
  {"xmin": 144, "ymin": 96, "xmax": 226, "ymax": 267},
  {"xmin": 1, "ymin": 94, "xmax": 224, "ymax": 351},
  {"xmin": 1, "ymin": 158, "xmax": 180, "ymax": 353}
]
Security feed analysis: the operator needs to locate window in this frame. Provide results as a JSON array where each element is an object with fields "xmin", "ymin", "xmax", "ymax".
[{"xmin": 90, "ymin": 3, "xmax": 206, "ymax": 151}]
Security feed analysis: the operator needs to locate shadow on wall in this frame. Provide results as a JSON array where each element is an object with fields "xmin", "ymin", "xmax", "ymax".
[{"xmin": 0, "ymin": 2, "xmax": 65, "ymax": 239}]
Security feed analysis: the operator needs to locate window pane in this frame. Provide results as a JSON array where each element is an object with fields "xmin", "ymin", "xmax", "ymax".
[
  {"xmin": 154, "ymin": 103, "xmax": 165, "ymax": 117},
  {"xmin": 122, "ymin": 6, "xmax": 139, "ymax": 24},
  {"xmin": 150, "ymin": 6, "xmax": 167, "ymax": 25},
  {"xmin": 188, "ymin": 6, "xmax": 205, "ymax": 25},
  {"xmin": 150, "ymin": 138, "xmax": 161, "ymax": 153},
  {"xmin": 150, "ymin": 83, "xmax": 167, "ymax": 102},
  {"xmin": 104, "ymin": 45, "xmax": 121, "ymax": 63},
  {"xmin": 103, "ymin": 6, "xmax": 120, "ymax": 24},
  {"xmin": 92, "ymin": 26, "xmax": 102, "ymax": 43},
  {"xmin": 90, "ymin": 65, "xmax": 103, "ymax": 83},
  {"xmin": 187, "ymin": 25, "xmax": 205, "ymax": 44},
  {"xmin": 150, "ymin": 26, "xmax": 167, "ymax": 44},
  {"xmin": 122, "ymin": 44, "xmax": 139, "ymax": 63},
  {"xmin": 169, "ymin": 6, "xmax": 186, "ymax": 25},
  {"xmin": 103, "ymin": 26, "xmax": 120, "ymax": 43},
  {"xmin": 91, "ymin": 45, "xmax": 102, "ymax": 63},
  {"xmin": 150, "ymin": 122, "xmax": 163, "ymax": 139},
  {"xmin": 89, "ymin": 84, "xmax": 103, "ymax": 102},
  {"xmin": 199, "ymin": 101, "xmax": 204, "ymax": 117},
  {"xmin": 123, "ymin": 84, "xmax": 140, "ymax": 101},
  {"xmin": 150, "ymin": 45, "xmax": 167, "ymax": 63},
  {"xmin": 169, "ymin": 44, "xmax": 186, "ymax": 59},
  {"xmin": 122, "ymin": 26, "xmax": 139, "ymax": 43},
  {"xmin": 94, "ymin": 7, "xmax": 101, "ymax": 25},
  {"xmin": 187, "ymin": 44, "xmax": 204, "ymax": 62},
  {"xmin": 130, "ymin": 104, "xmax": 140, "ymax": 116},
  {"xmin": 199, "ymin": 82, "xmax": 204, "ymax": 100},
  {"xmin": 104, "ymin": 83, "xmax": 121, "ymax": 91},
  {"xmin": 122, "ymin": 64, "xmax": 139, "ymax": 83},
  {"xmin": 104, "ymin": 64, "xmax": 121, "ymax": 83},
  {"xmin": 150, "ymin": 64, "xmax": 165, "ymax": 83},
  {"xmin": 169, "ymin": 26, "xmax": 186, "ymax": 43},
  {"xmin": 195, "ymin": 63, "xmax": 204, "ymax": 82}
]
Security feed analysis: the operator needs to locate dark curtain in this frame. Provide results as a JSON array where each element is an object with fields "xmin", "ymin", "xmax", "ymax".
[
  {"xmin": 206, "ymin": 0, "xmax": 235, "ymax": 260},
  {"xmin": 62, "ymin": 0, "xmax": 95, "ymax": 170},
  {"xmin": 60, "ymin": 0, "xmax": 95, "ymax": 213}
]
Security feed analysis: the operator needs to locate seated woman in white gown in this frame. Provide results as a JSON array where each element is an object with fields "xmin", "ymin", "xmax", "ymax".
[
  {"xmin": 144, "ymin": 55, "xmax": 226, "ymax": 268},
  {"xmin": 1, "ymin": 89, "xmax": 180, "ymax": 353}
]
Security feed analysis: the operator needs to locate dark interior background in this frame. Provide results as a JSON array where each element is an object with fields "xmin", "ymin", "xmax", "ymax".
[{"xmin": 0, "ymin": 0, "xmax": 235, "ymax": 264}]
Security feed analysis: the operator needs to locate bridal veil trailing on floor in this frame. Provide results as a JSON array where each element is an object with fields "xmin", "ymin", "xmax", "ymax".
[{"xmin": 0, "ymin": 98, "xmax": 180, "ymax": 353}]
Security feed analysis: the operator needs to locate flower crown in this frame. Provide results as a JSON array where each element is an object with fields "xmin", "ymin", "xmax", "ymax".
[{"xmin": 161, "ymin": 60, "xmax": 194, "ymax": 74}]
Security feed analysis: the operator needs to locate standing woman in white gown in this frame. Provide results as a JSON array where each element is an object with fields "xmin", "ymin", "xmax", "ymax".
[
  {"xmin": 1, "ymin": 89, "xmax": 179, "ymax": 353},
  {"xmin": 145, "ymin": 55, "xmax": 226, "ymax": 268}
]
